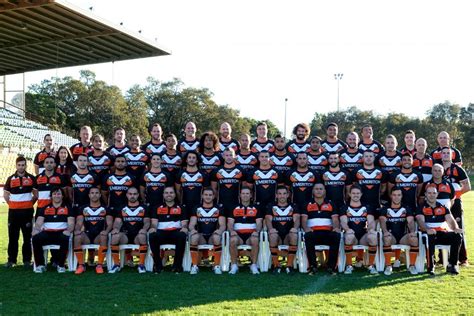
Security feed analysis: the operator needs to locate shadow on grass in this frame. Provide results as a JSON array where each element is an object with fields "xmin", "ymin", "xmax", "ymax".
[{"xmin": 0, "ymin": 262, "xmax": 447, "ymax": 314}]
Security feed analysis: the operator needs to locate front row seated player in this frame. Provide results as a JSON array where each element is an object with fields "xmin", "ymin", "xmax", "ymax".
[
  {"xmin": 228, "ymin": 186, "xmax": 263, "ymax": 275},
  {"xmin": 266, "ymin": 185, "xmax": 299, "ymax": 274},
  {"xmin": 109, "ymin": 187, "xmax": 150, "ymax": 274},
  {"xmin": 188, "ymin": 188, "xmax": 226, "ymax": 275},
  {"xmin": 379, "ymin": 187, "xmax": 419, "ymax": 275},
  {"xmin": 32, "ymin": 188, "xmax": 75, "ymax": 273},
  {"xmin": 340, "ymin": 184, "xmax": 378, "ymax": 275},
  {"xmin": 301, "ymin": 183, "xmax": 341, "ymax": 275},
  {"xmin": 416, "ymin": 185, "xmax": 463, "ymax": 275},
  {"xmin": 73, "ymin": 187, "xmax": 113, "ymax": 274},
  {"xmin": 148, "ymin": 186, "xmax": 189, "ymax": 274}
]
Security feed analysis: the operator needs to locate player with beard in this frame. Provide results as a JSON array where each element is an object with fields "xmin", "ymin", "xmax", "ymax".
[
  {"xmin": 199, "ymin": 132, "xmax": 223, "ymax": 175},
  {"xmin": 388, "ymin": 153, "xmax": 423, "ymax": 210},
  {"xmin": 106, "ymin": 127, "xmax": 130, "ymax": 157},
  {"xmin": 250, "ymin": 122, "xmax": 275, "ymax": 153},
  {"xmin": 412, "ymin": 138, "xmax": 434, "ymax": 183},
  {"xmin": 178, "ymin": 121, "xmax": 200, "ymax": 154},
  {"xmin": 219, "ymin": 122, "xmax": 240, "ymax": 152},
  {"xmin": 286, "ymin": 123, "xmax": 311, "ymax": 154},
  {"xmin": 400, "ymin": 130, "xmax": 416, "ymax": 156},
  {"xmin": 235, "ymin": 133, "xmax": 258, "ymax": 172},
  {"xmin": 358, "ymin": 124, "xmax": 384, "ymax": 154},
  {"xmin": 88, "ymin": 134, "xmax": 113, "ymax": 183},
  {"xmin": 321, "ymin": 122, "xmax": 347, "ymax": 153},
  {"xmin": 321, "ymin": 152, "xmax": 351, "ymax": 210},
  {"xmin": 142, "ymin": 123, "xmax": 166, "ymax": 156},
  {"xmin": 339, "ymin": 132, "xmax": 364, "ymax": 173},
  {"xmin": 270, "ymin": 134, "xmax": 295, "ymax": 175},
  {"xmin": 307, "ymin": 136, "xmax": 328, "ymax": 174}
]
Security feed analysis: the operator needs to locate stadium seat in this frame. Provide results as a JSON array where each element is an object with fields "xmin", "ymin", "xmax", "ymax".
[
  {"xmin": 32, "ymin": 236, "xmax": 74, "ymax": 272},
  {"xmin": 297, "ymin": 231, "xmax": 345, "ymax": 273},
  {"xmin": 159, "ymin": 242, "xmax": 192, "ymax": 272},
  {"xmin": 70, "ymin": 244, "xmax": 100, "ymax": 272}
]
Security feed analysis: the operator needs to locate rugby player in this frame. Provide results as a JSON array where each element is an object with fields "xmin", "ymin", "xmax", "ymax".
[
  {"xmin": 219, "ymin": 122, "xmax": 240, "ymax": 152},
  {"xmin": 142, "ymin": 123, "xmax": 166, "ymax": 156},
  {"xmin": 321, "ymin": 122, "xmax": 347, "ymax": 153},
  {"xmin": 178, "ymin": 121, "xmax": 200, "ymax": 153},
  {"xmin": 106, "ymin": 127, "xmax": 130, "ymax": 156},
  {"xmin": 250, "ymin": 121, "xmax": 275, "ymax": 153},
  {"xmin": 70, "ymin": 125, "xmax": 93, "ymax": 162},
  {"xmin": 198, "ymin": 131, "xmax": 223, "ymax": 175},
  {"xmin": 286, "ymin": 123, "xmax": 311, "ymax": 154}
]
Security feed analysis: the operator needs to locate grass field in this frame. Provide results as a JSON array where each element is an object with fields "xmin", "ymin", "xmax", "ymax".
[{"xmin": 1, "ymin": 193, "xmax": 473, "ymax": 315}]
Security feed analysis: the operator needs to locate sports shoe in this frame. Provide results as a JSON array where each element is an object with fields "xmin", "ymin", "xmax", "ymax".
[
  {"xmin": 393, "ymin": 260, "xmax": 401, "ymax": 268},
  {"xmin": 229, "ymin": 263, "xmax": 239, "ymax": 275},
  {"xmin": 368, "ymin": 265, "xmax": 378, "ymax": 274},
  {"xmin": 427, "ymin": 267, "xmax": 435, "ymax": 276},
  {"xmin": 190, "ymin": 265, "xmax": 199, "ymax": 275},
  {"xmin": 250, "ymin": 263, "xmax": 260, "ymax": 275},
  {"xmin": 34, "ymin": 265, "xmax": 46, "ymax": 273},
  {"xmin": 272, "ymin": 267, "xmax": 281, "ymax": 274},
  {"xmin": 75, "ymin": 264, "xmax": 86, "ymax": 275},
  {"xmin": 327, "ymin": 268, "xmax": 337, "ymax": 275},
  {"xmin": 384, "ymin": 266, "xmax": 393, "ymax": 276},
  {"xmin": 308, "ymin": 266, "xmax": 318, "ymax": 275},
  {"xmin": 137, "ymin": 264, "xmax": 146, "ymax": 274},
  {"xmin": 460, "ymin": 260, "xmax": 469, "ymax": 267},
  {"xmin": 171, "ymin": 267, "xmax": 183, "ymax": 274},
  {"xmin": 95, "ymin": 264, "xmax": 104, "ymax": 274},
  {"xmin": 344, "ymin": 265, "xmax": 353, "ymax": 274},
  {"xmin": 408, "ymin": 265, "xmax": 418, "ymax": 275},
  {"xmin": 57, "ymin": 266, "xmax": 66, "ymax": 273},
  {"xmin": 285, "ymin": 267, "xmax": 295, "ymax": 275},
  {"xmin": 355, "ymin": 260, "xmax": 364, "ymax": 268},
  {"xmin": 447, "ymin": 265, "xmax": 460, "ymax": 275},
  {"xmin": 213, "ymin": 265, "xmax": 222, "ymax": 275},
  {"xmin": 108, "ymin": 264, "xmax": 121, "ymax": 274},
  {"xmin": 5, "ymin": 262, "xmax": 15, "ymax": 268}
]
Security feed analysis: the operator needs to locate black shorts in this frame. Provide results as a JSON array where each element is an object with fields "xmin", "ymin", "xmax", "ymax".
[
  {"xmin": 354, "ymin": 230, "xmax": 367, "ymax": 242},
  {"xmin": 202, "ymin": 234, "xmax": 212, "ymax": 244},
  {"xmin": 123, "ymin": 231, "xmax": 139, "ymax": 243},
  {"xmin": 237, "ymin": 232, "xmax": 253, "ymax": 244},
  {"xmin": 274, "ymin": 228, "xmax": 291, "ymax": 242},
  {"xmin": 85, "ymin": 230, "xmax": 101, "ymax": 243}
]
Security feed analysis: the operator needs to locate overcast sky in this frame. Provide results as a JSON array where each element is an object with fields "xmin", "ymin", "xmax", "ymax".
[{"xmin": 21, "ymin": 0, "xmax": 474, "ymax": 136}]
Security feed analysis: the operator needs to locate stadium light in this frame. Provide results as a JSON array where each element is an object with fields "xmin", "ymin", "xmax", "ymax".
[{"xmin": 334, "ymin": 73, "xmax": 343, "ymax": 112}]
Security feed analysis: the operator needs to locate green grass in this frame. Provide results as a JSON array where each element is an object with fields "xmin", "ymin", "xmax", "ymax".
[{"xmin": 1, "ymin": 193, "xmax": 474, "ymax": 315}]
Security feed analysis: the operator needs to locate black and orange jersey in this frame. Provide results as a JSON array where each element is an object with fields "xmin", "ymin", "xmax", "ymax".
[
  {"xmin": 36, "ymin": 203, "xmax": 73, "ymax": 231},
  {"xmin": 321, "ymin": 169, "xmax": 351, "ymax": 209},
  {"xmin": 339, "ymin": 149, "xmax": 364, "ymax": 173},
  {"xmin": 416, "ymin": 202, "xmax": 450, "ymax": 232},
  {"xmin": 400, "ymin": 146, "xmax": 416, "ymax": 156},
  {"xmin": 219, "ymin": 138, "xmax": 240, "ymax": 152},
  {"xmin": 175, "ymin": 169, "xmax": 209, "ymax": 213},
  {"xmin": 152, "ymin": 203, "xmax": 185, "ymax": 231},
  {"xmin": 191, "ymin": 204, "xmax": 223, "ymax": 236},
  {"xmin": 302, "ymin": 200, "xmax": 336, "ymax": 231},
  {"xmin": 178, "ymin": 138, "xmax": 200, "ymax": 154},
  {"xmin": 125, "ymin": 151, "xmax": 149, "ymax": 180},
  {"xmin": 307, "ymin": 151, "xmax": 328, "ymax": 173},
  {"xmin": 321, "ymin": 139, "xmax": 347, "ymax": 153},
  {"xmin": 36, "ymin": 172, "xmax": 69, "ymax": 210},
  {"xmin": 340, "ymin": 204, "xmax": 374, "ymax": 237},
  {"xmin": 270, "ymin": 151, "xmax": 295, "ymax": 175},
  {"xmin": 77, "ymin": 204, "xmax": 110, "ymax": 234},
  {"xmin": 266, "ymin": 203, "xmax": 297, "ymax": 235},
  {"xmin": 286, "ymin": 140, "xmax": 310, "ymax": 154},
  {"xmin": 412, "ymin": 154, "xmax": 434, "ymax": 183},
  {"xmin": 117, "ymin": 203, "xmax": 148, "ymax": 235},
  {"xmin": 285, "ymin": 169, "xmax": 320, "ymax": 210},
  {"xmin": 250, "ymin": 139, "xmax": 275, "ymax": 154},
  {"xmin": 211, "ymin": 166, "xmax": 246, "ymax": 210},
  {"xmin": 140, "ymin": 170, "xmax": 174, "ymax": 209},
  {"xmin": 102, "ymin": 173, "xmax": 136, "ymax": 212},
  {"xmin": 33, "ymin": 149, "xmax": 55, "ymax": 173},
  {"xmin": 106, "ymin": 144, "xmax": 130, "ymax": 157},
  {"xmin": 88, "ymin": 152, "xmax": 113, "ymax": 182},
  {"xmin": 420, "ymin": 180, "xmax": 455, "ymax": 207},
  {"xmin": 235, "ymin": 151, "xmax": 258, "ymax": 172},
  {"xmin": 248, "ymin": 167, "xmax": 282, "ymax": 208},
  {"xmin": 69, "ymin": 142, "xmax": 93, "ymax": 161},
  {"xmin": 4, "ymin": 172, "xmax": 36, "ymax": 211},
  {"xmin": 376, "ymin": 151, "xmax": 402, "ymax": 175},
  {"xmin": 444, "ymin": 163, "xmax": 468, "ymax": 199},
  {"xmin": 358, "ymin": 140, "xmax": 385, "ymax": 154},
  {"xmin": 229, "ymin": 204, "xmax": 262, "ymax": 234},
  {"xmin": 200, "ymin": 152, "xmax": 224, "ymax": 175},
  {"xmin": 70, "ymin": 172, "xmax": 99, "ymax": 208},
  {"xmin": 350, "ymin": 167, "xmax": 387, "ymax": 209},
  {"xmin": 379, "ymin": 205, "xmax": 413, "ymax": 240},
  {"xmin": 430, "ymin": 146, "xmax": 462, "ymax": 165},
  {"xmin": 141, "ymin": 140, "xmax": 166, "ymax": 156},
  {"xmin": 161, "ymin": 151, "xmax": 182, "ymax": 177},
  {"xmin": 389, "ymin": 170, "xmax": 423, "ymax": 209}
]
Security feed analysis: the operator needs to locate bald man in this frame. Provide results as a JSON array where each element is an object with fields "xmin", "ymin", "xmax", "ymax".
[
  {"xmin": 430, "ymin": 131, "xmax": 462, "ymax": 165},
  {"xmin": 412, "ymin": 138, "xmax": 434, "ymax": 183},
  {"xmin": 178, "ymin": 122, "xmax": 200, "ymax": 154},
  {"xmin": 219, "ymin": 122, "xmax": 240, "ymax": 153}
]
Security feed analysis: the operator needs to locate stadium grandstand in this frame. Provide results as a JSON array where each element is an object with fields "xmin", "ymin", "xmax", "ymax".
[{"xmin": 0, "ymin": 0, "xmax": 170, "ymax": 188}]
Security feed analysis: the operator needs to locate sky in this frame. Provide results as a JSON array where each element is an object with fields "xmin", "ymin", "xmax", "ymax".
[{"xmin": 16, "ymin": 0, "xmax": 474, "ymax": 136}]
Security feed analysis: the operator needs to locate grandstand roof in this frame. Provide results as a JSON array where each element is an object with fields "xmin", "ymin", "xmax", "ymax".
[{"xmin": 0, "ymin": 0, "xmax": 170, "ymax": 76}]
